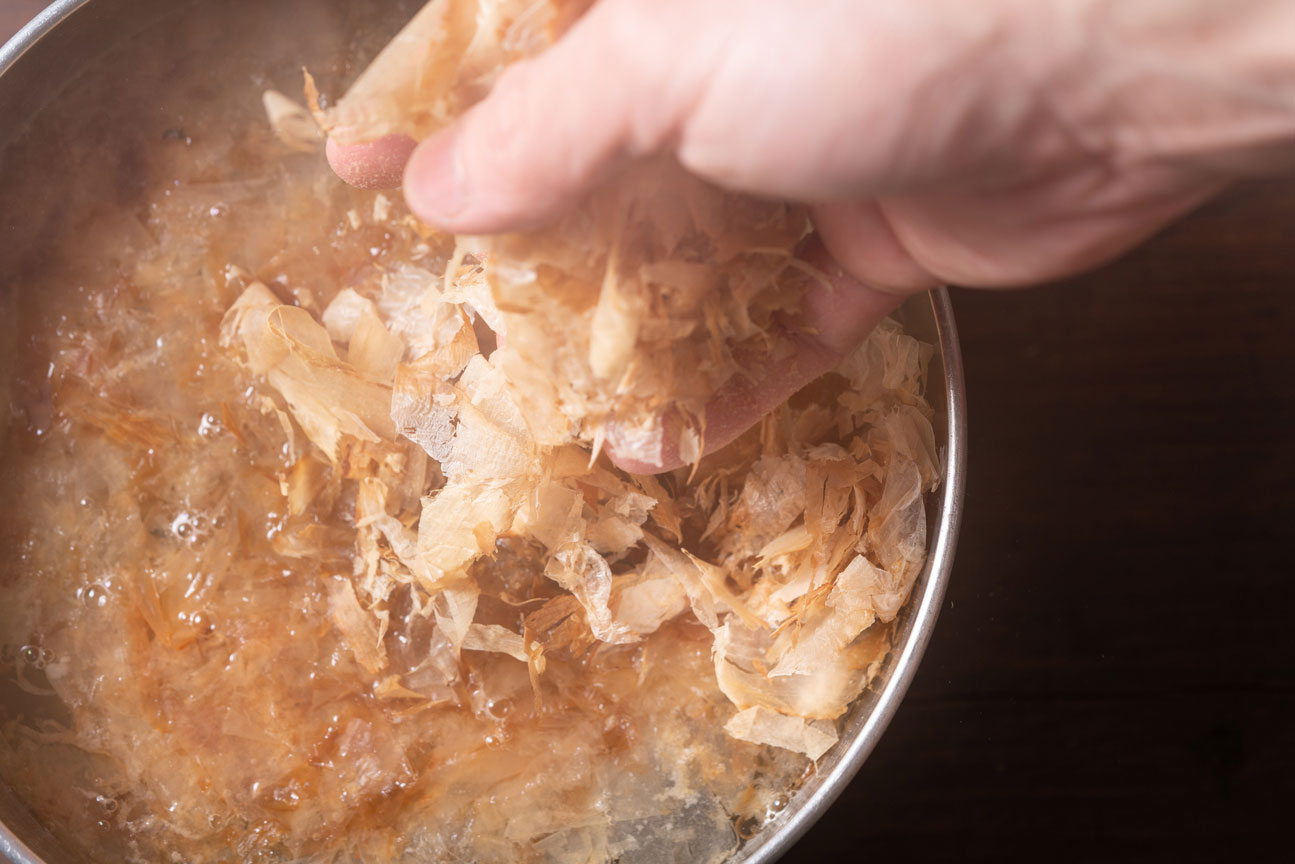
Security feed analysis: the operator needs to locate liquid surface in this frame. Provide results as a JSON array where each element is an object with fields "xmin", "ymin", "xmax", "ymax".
[{"xmin": 0, "ymin": 3, "xmax": 813, "ymax": 861}]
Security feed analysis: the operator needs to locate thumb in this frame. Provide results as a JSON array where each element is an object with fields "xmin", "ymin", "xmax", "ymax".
[{"xmin": 403, "ymin": 1, "xmax": 691, "ymax": 233}]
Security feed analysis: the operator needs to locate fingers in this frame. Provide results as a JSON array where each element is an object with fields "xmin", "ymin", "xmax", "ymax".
[
  {"xmin": 607, "ymin": 236, "xmax": 909, "ymax": 475},
  {"xmin": 404, "ymin": 1, "xmax": 688, "ymax": 233},
  {"xmin": 327, "ymin": 134, "xmax": 418, "ymax": 190},
  {"xmin": 810, "ymin": 200, "xmax": 940, "ymax": 298},
  {"xmin": 870, "ymin": 166, "xmax": 1224, "ymax": 287},
  {"xmin": 606, "ymin": 324, "xmax": 846, "ymax": 476},
  {"xmin": 328, "ymin": 0, "xmax": 698, "ymax": 211}
]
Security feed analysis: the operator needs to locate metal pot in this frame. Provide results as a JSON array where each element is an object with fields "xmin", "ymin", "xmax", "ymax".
[{"xmin": 0, "ymin": 2, "xmax": 966, "ymax": 861}]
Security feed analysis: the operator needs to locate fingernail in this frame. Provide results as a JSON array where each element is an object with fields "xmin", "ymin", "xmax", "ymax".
[
  {"xmin": 326, "ymin": 134, "xmax": 416, "ymax": 191},
  {"xmin": 405, "ymin": 129, "xmax": 467, "ymax": 227}
]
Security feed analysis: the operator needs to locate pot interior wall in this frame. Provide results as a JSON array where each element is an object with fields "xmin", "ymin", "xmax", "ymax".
[{"xmin": 0, "ymin": 3, "xmax": 963, "ymax": 862}]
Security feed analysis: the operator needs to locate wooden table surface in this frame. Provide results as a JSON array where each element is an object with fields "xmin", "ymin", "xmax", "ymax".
[{"xmin": 5, "ymin": 4, "xmax": 1293, "ymax": 862}]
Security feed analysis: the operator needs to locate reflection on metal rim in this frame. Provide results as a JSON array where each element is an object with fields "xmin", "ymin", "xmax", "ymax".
[
  {"xmin": 0, "ymin": 0, "xmax": 92, "ymax": 79},
  {"xmin": 732, "ymin": 287, "xmax": 965, "ymax": 864},
  {"xmin": 1, "ymin": 8, "xmax": 94, "ymax": 862}
]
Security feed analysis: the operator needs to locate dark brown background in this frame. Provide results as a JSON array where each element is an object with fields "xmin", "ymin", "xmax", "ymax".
[
  {"xmin": 4, "ymin": 4, "xmax": 1293, "ymax": 862},
  {"xmin": 789, "ymin": 182, "xmax": 1295, "ymax": 863}
]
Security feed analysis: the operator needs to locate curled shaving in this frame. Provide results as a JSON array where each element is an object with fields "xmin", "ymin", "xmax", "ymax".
[{"xmin": 226, "ymin": 276, "xmax": 939, "ymax": 752}]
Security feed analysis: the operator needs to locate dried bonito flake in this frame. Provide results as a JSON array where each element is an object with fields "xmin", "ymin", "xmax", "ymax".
[
  {"xmin": 261, "ymin": 89, "xmax": 324, "ymax": 152},
  {"xmin": 725, "ymin": 707, "xmax": 839, "ymax": 762},
  {"xmin": 221, "ymin": 241, "xmax": 936, "ymax": 752},
  {"xmin": 476, "ymin": 165, "xmax": 813, "ymax": 467},
  {"xmin": 328, "ymin": 576, "xmax": 388, "ymax": 674},
  {"xmin": 221, "ymin": 283, "xmax": 398, "ymax": 461},
  {"xmin": 322, "ymin": 0, "xmax": 596, "ymax": 144}
]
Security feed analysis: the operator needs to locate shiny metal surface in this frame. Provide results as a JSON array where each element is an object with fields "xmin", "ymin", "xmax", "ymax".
[
  {"xmin": 732, "ymin": 287, "xmax": 965, "ymax": 863},
  {"xmin": 3, "ymin": 6, "xmax": 106, "ymax": 860},
  {"xmin": 0, "ymin": 3, "xmax": 966, "ymax": 862}
]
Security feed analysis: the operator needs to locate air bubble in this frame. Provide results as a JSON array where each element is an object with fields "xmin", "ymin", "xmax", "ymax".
[
  {"xmin": 170, "ymin": 512, "xmax": 208, "ymax": 543},
  {"xmin": 17, "ymin": 644, "xmax": 52, "ymax": 669},
  {"xmin": 197, "ymin": 412, "xmax": 223, "ymax": 438},
  {"xmin": 734, "ymin": 814, "xmax": 764, "ymax": 840},
  {"xmin": 271, "ymin": 785, "xmax": 301, "ymax": 808},
  {"xmin": 765, "ymin": 792, "xmax": 790, "ymax": 822}
]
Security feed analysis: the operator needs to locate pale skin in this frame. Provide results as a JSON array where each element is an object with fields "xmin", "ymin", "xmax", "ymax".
[{"xmin": 329, "ymin": 0, "xmax": 1295, "ymax": 472}]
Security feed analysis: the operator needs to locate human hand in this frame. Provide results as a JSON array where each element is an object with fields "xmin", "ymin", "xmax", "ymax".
[{"xmin": 330, "ymin": 0, "xmax": 1295, "ymax": 470}]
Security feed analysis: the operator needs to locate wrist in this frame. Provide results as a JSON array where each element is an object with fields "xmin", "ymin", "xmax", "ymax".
[{"xmin": 1028, "ymin": 0, "xmax": 1295, "ymax": 177}]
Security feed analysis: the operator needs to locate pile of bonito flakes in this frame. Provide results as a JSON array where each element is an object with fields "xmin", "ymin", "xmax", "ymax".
[
  {"xmin": 276, "ymin": 0, "xmax": 941, "ymax": 765},
  {"xmin": 0, "ymin": 0, "xmax": 941, "ymax": 861}
]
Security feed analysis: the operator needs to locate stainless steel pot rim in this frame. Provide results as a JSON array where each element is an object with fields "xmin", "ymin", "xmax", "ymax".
[
  {"xmin": 0, "ymin": 0, "xmax": 89, "ymax": 80},
  {"xmin": 2, "ymin": 7, "xmax": 88, "ymax": 862},
  {"xmin": 0, "ymin": 4, "xmax": 967, "ymax": 862},
  {"xmin": 735, "ymin": 286, "xmax": 965, "ymax": 863}
]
